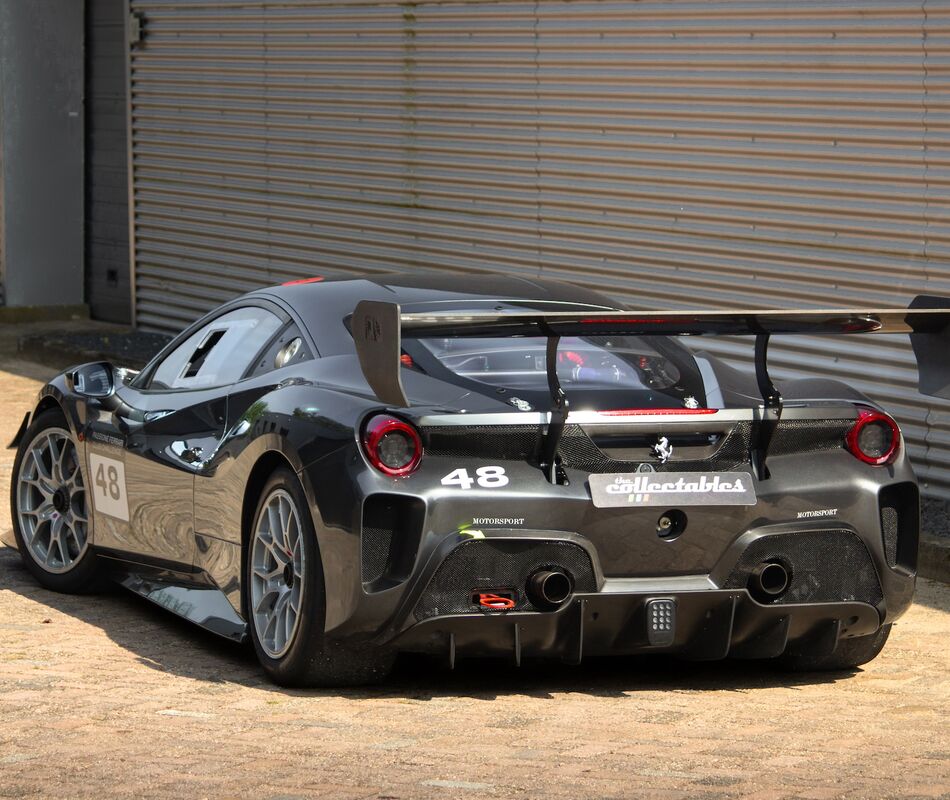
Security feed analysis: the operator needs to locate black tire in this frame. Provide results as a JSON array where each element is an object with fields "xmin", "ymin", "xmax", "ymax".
[
  {"xmin": 10, "ymin": 407, "xmax": 102, "ymax": 593},
  {"xmin": 244, "ymin": 467, "xmax": 394, "ymax": 687},
  {"xmin": 779, "ymin": 624, "xmax": 892, "ymax": 671}
]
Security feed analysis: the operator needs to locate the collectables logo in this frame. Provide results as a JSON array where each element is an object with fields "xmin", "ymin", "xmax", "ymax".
[
  {"xmin": 589, "ymin": 471, "xmax": 757, "ymax": 508},
  {"xmin": 652, "ymin": 436, "xmax": 673, "ymax": 463},
  {"xmin": 606, "ymin": 474, "xmax": 749, "ymax": 504}
]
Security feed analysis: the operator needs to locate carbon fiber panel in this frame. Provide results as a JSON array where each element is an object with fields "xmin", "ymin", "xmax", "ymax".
[
  {"xmin": 414, "ymin": 539, "xmax": 597, "ymax": 620},
  {"xmin": 559, "ymin": 423, "xmax": 752, "ymax": 473},
  {"xmin": 722, "ymin": 530, "xmax": 883, "ymax": 606},
  {"xmin": 423, "ymin": 419, "xmax": 848, "ymax": 474}
]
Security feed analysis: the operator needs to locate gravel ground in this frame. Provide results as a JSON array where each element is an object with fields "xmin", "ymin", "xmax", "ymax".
[{"xmin": 0, "ymin": 327, "xmax": 948, "ymax": 799}]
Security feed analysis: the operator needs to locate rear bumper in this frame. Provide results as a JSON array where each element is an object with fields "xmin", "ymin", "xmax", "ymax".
[{"xmin": 393, "ymin": 588, "xmax": 882, "ymax": 665}]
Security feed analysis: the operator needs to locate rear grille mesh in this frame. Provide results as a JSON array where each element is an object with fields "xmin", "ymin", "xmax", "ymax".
[
  {"xmin": 425, "ymin": 425, "xmax": 543, "ymax": 462},
  {"xmin": 414, "ymin": 539, "xmax": 597, "ymax": 621},
  {"xmin": 880, "ymin": 506, "xmax": 900, "ymax": 568},
  {"xmin": 767, "ymin": 419, "xmax": 852, "ymax": 457},
  {"xmin": 722, "ymin": 529, "xmax": 883, "ymax": 606}
]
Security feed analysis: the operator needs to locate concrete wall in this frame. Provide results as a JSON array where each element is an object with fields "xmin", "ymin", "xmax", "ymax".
[
  {"xmin": 0, "ymin": 0, "xmax": 84, "ymax": 308},
  {"xmin": 85, "ymin": 0, "xmax": 130, "ymax": 323}
]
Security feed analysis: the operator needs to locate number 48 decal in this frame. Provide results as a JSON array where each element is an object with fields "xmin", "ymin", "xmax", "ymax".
[{"xmin": 441, "ymin": 466, "xmax": 509, "ymax": 490}]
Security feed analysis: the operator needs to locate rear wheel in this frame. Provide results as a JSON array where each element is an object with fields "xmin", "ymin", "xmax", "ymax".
[
  {"xmin": 780, "ymin": 624, "xmax": 892, "ymax": 671},
  {"xmin": 245, "ymin": 468, "xmax": 394, "ymax": 687},
  {"xmin": 11, "ymin": 407, "xmax": 101, "ymax": 592}
]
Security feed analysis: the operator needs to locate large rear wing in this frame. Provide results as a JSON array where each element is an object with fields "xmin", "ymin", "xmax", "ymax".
[{"xmin": 352, "ymin": 296, "xmax": 950, "ymax": 409}]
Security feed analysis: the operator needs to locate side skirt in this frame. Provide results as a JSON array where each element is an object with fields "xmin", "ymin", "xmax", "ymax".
[{"xmin": 97, "ymin": 551, "xmax": 248, "ymax": 642}]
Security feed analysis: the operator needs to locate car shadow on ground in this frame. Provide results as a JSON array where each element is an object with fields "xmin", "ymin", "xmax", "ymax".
[{"xmin": 0, "ymin": 543, "xmax": 857, "ymax": 700}]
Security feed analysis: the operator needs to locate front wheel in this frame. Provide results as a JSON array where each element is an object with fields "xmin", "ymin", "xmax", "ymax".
[
  {"xmin": 245, "ymin": 468, "xmax": 394, "ymax": 687},
  {"xmin": 11, "ymin": 407, "xmax": 101, "ymax": 592}
]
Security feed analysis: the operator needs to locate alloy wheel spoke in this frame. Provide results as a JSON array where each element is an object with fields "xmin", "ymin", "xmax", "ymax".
[
  {"xmin": 255, "ymin": 586, "xmax": 280, "ymax": 617},
  {"xmin": 253, "ymin": 562, "xmax": 282, "ymax": 583},
  {"xmin": 266, "ymin": 504, "xmax": 281, "ymax": 542},
  {"xmin": 273, "ymin": 591, "xmax": 291, "ymax": 648},
  {"xmin": 22, "ymin": 476, "xmax": 53, "ymax": 498},
  {"xmin": 65, "ymin": 521, "xmax": 84, "ymax": 551},
  {"xmin": 25, "ymin": 502, "xmax": 55, "ymax": 520},
  {"xmin": 45, "ymin": 520, "xmax": 62, "ymax": 567},
  {"xmin": 29, "ymin": 446, "xmax": 52, "ymax": 482},
  {"xmin": 282, "ymin": 597, "xmax": 294, "ymax": 646},
  {"xmin": 47, "ymin": 435, "xmax": 65, "ymax": 483},
  {"xmin": 263, "ymin": 536, "xmax": 288, "ymax": 568}
]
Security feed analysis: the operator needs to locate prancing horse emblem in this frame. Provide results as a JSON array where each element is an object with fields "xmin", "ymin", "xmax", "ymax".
[{"xmin": 652, "ymin": 436, "xmax": 673, "ymax": 464}]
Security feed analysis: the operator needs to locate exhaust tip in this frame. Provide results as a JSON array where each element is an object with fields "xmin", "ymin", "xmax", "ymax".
[
  {"xmin": 527, "ymin": 570, "xmax": 573, "ymax": 610},
  {"xmin": 748, "ymin": 561, "xmax": 790, "ymax": 601}
]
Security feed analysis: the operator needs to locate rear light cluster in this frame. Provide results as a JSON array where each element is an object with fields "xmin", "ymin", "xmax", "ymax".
[
  {"xmin": 846, "ymin": 407, "xmax": 900, "ymax": 466},
  {"xmin": 362, "ymin": 414, "xmax": 423, "ymax": 476}
]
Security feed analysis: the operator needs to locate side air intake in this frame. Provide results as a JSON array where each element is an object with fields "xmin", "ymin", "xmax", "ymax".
[
  {"xmin": 878, "ymin": 482, "xmax": 920, "ymax": 573},
  {"xmin": 361, "ymin": 494, "xmax": 425, "ymax": 589}
]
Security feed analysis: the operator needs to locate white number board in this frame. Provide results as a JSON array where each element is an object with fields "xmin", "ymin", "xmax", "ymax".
[{"xmin": 88, "ymin": 454, "xmax": 130, "ymax": 521}]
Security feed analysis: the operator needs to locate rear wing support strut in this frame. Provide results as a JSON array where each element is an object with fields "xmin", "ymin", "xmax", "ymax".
[
  {"xmin": 752, "ymin": 333, "xmax": 782, "ymax": 480},
  {"xmin": 540, "ymin": 333, "xmax": 570, "ymax": 485}
]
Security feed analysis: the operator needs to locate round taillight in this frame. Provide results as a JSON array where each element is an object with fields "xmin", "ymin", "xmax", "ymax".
[
  {"xmin": 362, "ymin": 415, "xmax": 423, "ymax": 476},
  {"xmin": 846, "ymin": 408, "xmax": 900, "ymax": 466}
]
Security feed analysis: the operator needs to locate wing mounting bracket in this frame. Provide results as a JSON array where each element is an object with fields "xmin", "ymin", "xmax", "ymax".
[
  {"xmin": 751, "ymin": 332, "xmax": 782, "ymax": 480},
  {"xmin": 539, "ymin": 332, "xmax": 570, "ymax": 485}
]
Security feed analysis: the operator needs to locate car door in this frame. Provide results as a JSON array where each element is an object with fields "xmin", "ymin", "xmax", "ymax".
[{"xmin": 85, "ymin": 304, "xmax": 286, "ymax": 566}]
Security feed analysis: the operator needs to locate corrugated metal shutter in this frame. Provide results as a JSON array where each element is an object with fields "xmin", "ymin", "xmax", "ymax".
[{"xmin": 127, "ymin": 0, "xmax": 950, "ymax": 498}]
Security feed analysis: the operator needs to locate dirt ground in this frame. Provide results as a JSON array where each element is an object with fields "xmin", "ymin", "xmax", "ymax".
[{"xmin": 0, "ymin": 330, "xmax": 947, "ymax": 800}]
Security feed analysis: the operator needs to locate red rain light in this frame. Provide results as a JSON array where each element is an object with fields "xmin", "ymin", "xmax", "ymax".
[{"xmin": 282, "ymin": 276, "xmax": 324, "ymax": 286}]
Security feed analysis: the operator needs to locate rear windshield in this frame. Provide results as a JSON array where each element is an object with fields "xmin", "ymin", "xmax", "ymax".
[{"xmin": 406, "ymin": 335, "xmax": 706, "ymax": 409}]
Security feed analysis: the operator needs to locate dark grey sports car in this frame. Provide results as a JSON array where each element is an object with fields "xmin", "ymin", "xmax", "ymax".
[{"xmin": 8, "ymin": 273, "xmax": 950, "ymax": 685}]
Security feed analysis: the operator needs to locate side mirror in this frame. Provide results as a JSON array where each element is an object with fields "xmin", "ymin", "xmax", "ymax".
[{"xmin": 66, "ymin": 362, "xmax": 115, "ymax": 398}]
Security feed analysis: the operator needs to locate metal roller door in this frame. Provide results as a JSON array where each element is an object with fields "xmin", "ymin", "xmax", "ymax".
[{"xmin": 126, "ymin": 0, "xmax": 950, "ymax": 498}]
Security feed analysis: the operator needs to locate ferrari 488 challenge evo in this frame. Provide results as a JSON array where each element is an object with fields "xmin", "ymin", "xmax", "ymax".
[{"xmin": 8, "ymin": 273, "xmax": 950, "ymax": 686}]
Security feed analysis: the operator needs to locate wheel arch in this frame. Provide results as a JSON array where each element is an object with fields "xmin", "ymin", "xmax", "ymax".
[{"xmin": 34, "ymin": 395, "xmax": 66, "ymax": 419}]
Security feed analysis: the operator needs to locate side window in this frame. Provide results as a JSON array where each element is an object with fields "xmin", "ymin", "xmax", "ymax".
[
  {"xmin": 245, "ymin": 324, "xmax": 312, "ymax": 379},
  {"xmin": 148, "ymin": 307, "xmax": 284, "ymax": 390}
]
